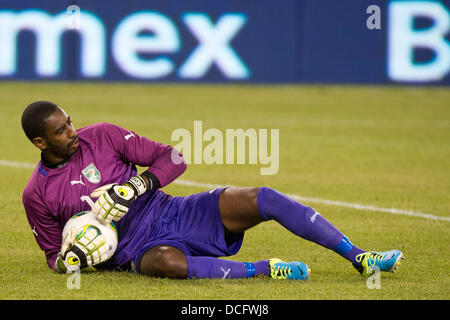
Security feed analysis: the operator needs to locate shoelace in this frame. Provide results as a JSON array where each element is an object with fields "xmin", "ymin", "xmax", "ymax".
[
  {"xmin": 272, "ymin": 264, "xmax": 292, "ymax": 279},
  {"xmin": 355, "ymin": 251, "xmax": 385, "ymax": 266}
]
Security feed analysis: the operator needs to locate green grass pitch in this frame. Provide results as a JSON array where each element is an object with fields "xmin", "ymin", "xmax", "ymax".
[{"xmin": 0, "ymin": 82, "xmax": 449, "ymax": 300}]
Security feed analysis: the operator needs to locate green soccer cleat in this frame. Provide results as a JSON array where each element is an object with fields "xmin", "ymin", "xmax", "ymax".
[
  {"xmin": 353, "ymin": 250, "xmax": 405, "ymax": 276},
  {"xmin": 269, "ymin": 258, "xmax": 310, "ymax": 280}
]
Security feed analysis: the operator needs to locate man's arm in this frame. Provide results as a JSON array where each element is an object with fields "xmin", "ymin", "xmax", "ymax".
[
  {"xmin": 23, "ymin": 190, "xmax": 61, "ymax": 270},
  {"xmin": 90, "ymin": 123, "xmax": 186, "ymax": 224},
  {"xmin": 100, "ymin": 123, "xmax": 186, "ymax": 187}
]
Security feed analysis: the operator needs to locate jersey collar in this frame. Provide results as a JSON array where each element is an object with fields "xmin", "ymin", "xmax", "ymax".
[{"xmin": 40, "ymin": 152, "xmax": 72, "ymax": 169}]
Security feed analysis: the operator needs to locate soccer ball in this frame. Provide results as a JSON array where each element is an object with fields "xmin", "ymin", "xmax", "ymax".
[{"xmin": 62, "ymin": 211, "xmax": 118, "ymax": 264}]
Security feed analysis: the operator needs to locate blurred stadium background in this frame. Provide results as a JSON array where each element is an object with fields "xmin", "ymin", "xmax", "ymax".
[{"xmin": 0, "ymin": 0, "xmax": 449, "ymax": 300}]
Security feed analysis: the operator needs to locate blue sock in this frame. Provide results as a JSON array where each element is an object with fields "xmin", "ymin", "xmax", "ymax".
[
  {"xmin": 333, "ymin": 236, "xmax": 366, "ymax": 265},
  {"xmin": 186, "ymin": 256, "xmax": 269, "ymax": 279}
]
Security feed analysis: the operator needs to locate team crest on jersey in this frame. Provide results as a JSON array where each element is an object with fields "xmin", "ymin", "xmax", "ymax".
[{"xmin": 81, "ymin": 163, "xmax": 101, "ymax": 184}]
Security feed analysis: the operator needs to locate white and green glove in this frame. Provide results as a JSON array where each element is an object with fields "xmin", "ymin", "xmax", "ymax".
[
  {"xmin": 55, "ymin": 226, "xmax": 109, "ymax": 273},
  {"xmin": 90, "ymin": 176, "xmax": 148, "ymax": 225}
]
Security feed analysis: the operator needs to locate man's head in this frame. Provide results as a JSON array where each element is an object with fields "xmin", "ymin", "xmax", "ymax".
[{"xmin": 21, "ymin": 101, "xmax": 79, "ymax": 163}]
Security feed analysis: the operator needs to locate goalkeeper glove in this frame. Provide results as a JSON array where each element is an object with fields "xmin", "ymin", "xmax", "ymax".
[
  {"xmin": 55, "ymin": 226, "xmax": 109, "ymax": 273},
  {"xmin": 90, "ymin": 175, "xmax": 149, "ymax": 225}
]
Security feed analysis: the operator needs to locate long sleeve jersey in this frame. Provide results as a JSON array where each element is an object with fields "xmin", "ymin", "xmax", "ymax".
[{"xmin": 22, "ymin": 122, "xmax": 186, "ymax": 269}]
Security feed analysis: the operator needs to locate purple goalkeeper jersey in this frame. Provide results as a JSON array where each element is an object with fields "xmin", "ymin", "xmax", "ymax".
[{"xmin": 22, "ymin": 122, "xmax": 186, "ymax": 270}]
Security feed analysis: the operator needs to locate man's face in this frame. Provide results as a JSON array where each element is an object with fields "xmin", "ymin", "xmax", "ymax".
[{"xmin": 38, "ymin": 108, "xmax": 79, "ymax": 161}]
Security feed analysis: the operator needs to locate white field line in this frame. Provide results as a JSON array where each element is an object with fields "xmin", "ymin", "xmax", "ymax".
[
  {"xmin": 175, "ymin": 179, "xmax": 450, "ymax": 222},
  {"xmin": 3, "ymin": 159, "xmax": 449, "ymax": 222},
  {"xmin": 0, "ymin": 160, "xmax": 36, "ymax": 169}
]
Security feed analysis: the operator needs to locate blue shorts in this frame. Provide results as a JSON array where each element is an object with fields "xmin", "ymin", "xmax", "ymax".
[{"xmin": 132, "ymin": 187, "xmax": 244, "ymax": 273}]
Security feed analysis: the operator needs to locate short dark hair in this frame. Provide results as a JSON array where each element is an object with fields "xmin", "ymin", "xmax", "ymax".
[{"xmin": 21, "ymin": 101, "xmax": 60, "ymax": 141}]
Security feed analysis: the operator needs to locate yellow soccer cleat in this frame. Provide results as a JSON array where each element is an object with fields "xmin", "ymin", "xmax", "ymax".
[
  {"xmin": 353, "ymin": 250, "xmax": 405, "ymax": 276},
  {"xmin": 269, "ymin": 258, "xmax": 310, "ymax": 280}
]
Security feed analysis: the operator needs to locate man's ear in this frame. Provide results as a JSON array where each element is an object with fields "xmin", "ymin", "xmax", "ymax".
[{"xmin": 32, "ymin": 137, "xmax": 47, "ymax": 151}]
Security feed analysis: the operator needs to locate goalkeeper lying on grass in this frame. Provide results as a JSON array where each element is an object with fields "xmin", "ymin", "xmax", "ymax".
[{"xmin": 21, "ymin": 101, "xmax": 404, "ymax": 280}]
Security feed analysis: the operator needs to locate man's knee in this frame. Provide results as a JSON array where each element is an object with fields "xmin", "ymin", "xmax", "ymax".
[
  {"xmin": 139, "ymin": 246, "xmax": 187, "ymax": 278},
  {"xmin": 244, "ymin": 187, "xmax": 260, "ymax": 212},
  {"xmin": 219, "ymin": 187, "xmax": 263, "ymax": 234}
]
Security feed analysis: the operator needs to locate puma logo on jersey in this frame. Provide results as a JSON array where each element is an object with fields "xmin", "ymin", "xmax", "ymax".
[
  {"xmin": 125, "ymin": 132, "xmax": 135, "ymax": 140},
  {"xmin": 70, "ymin": 174, "xmax": 85, "ymax": 186}
]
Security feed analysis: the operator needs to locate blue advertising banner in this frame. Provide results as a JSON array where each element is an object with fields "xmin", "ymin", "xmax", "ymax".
[{"xmin": 0, "ymin": 0, "xmax": 449, "ymax": 84}]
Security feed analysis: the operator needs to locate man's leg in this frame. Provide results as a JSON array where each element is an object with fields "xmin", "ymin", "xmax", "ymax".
[
  {"xmin": 218, "ymin": 187, "xmax": 263, "ymax": 233},
  {"xmin": 139, "ymin": 186, "xmax": 402, "ymax": 278},
  {"xmin": 138, "ymin": 186, "xmax": 328, "ymax": 280},
  {"xmin": 139, "ymin": 245, "xmax": 188, "ymax": 278},
  {"xmin": 219, "ymin": 187, "xmax": 366, "ymax": 265},
  {"xmin": 138, "ymin": 245, "xmax": 269, "ymax": 279}
]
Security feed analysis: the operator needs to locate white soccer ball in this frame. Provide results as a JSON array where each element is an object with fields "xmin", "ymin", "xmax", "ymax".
[{"xmin": 62, "ymin": 211, "xmax": 118, "ymax": 263}]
